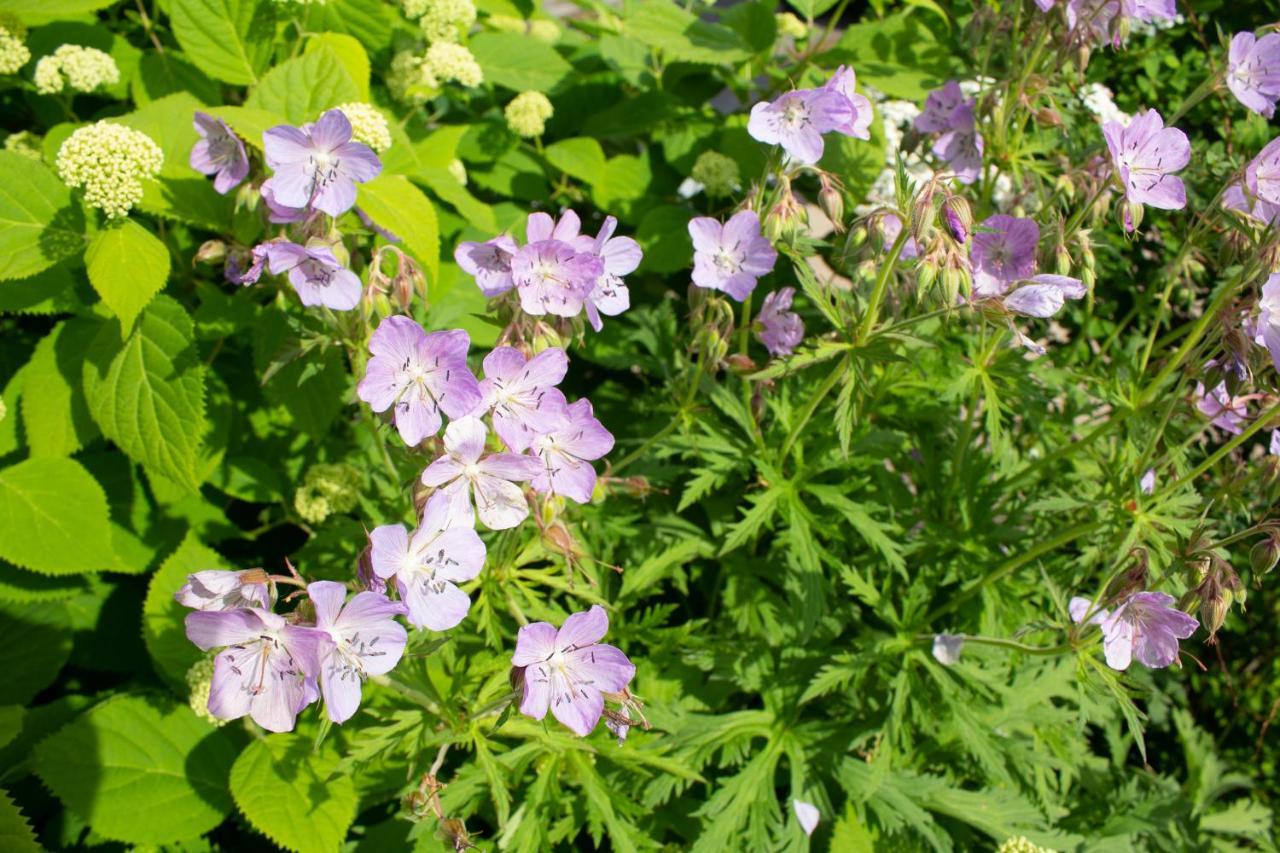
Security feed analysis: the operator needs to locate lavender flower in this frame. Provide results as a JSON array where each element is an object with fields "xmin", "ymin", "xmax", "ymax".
[
  {"xmin": 1228, "ymin": 32, "xmax": 1280, "ymax": 118},
  {"xmin": 1222, "ymin": 180, "xmax": 1280, "ymax": 226},
  {"xmin": 914, "ymin": 80, "xmax": 967, "ymax": 133},
  {"xmin": 175, "ymin": 569, "xmax": 269, "ymax": 611},
  {"xmin": 1067, "ymin": 0, "xmax": 1177, "ymax": 47},
  {"xmin": 971, "ymin": 215, "xmax": 1040, "ymax": 297},
  {"xmin": 1245, "ymin": 137, "xmax": 1280, "ymax": 206},
  {"xmin": 915, "ymin": 82, "xmax": 983, "ymax": 184},
  {"xmin": 189, "ymin": 112, "xmax": 248, "ymax": 195},
  {"xmin": 822, "ymin": 66, "xmax": 873, "ymax": 140},
  {"xmin": 225, "ymin": 245, "xmax": 268, "ymax": 286},
  {"xmin": 1196, "ymin": 381, "xmax": 1249, "ymax": 434},
  {"xmin": 931, "ymin": 634, "xmax": 964, "ymax": 665},
  {"xmin": 1103, "ymin": 110, "xmax": 1190, "ymax": 222},
  {"xmin": 511, "ymin": 604, "xmax": 636, "ymax": 736},
  {"xmin": 184, "ymin": 607, "xmax": 325, "ymax": 732},
  {"xmin": 1140, "ymin": 468, "xmax": 1156, "ymax": 495},
  {"xmin": 530, "ymin": 398, "xmax": 614, "ymax": 504},
  {"xmin": 757, "ymin": 287, "xmax": 804, "ymax": 356},
  {"xmin": 421, "ymin": 416, "xmax": 540, "ymax": 529},
  {"xmin": 260, "ymin": 178, "xmax": 308, "ymax": 224},
  {"xmin": 261, "ymin": 241, "xmax": 362, "ymax": 310},
  {"xmin": 1272, "ymin": 429, "xmax": 1280, "ymax": 456},
  {"xmin": 747, "ymin": 87, "xmax": 852, "ymax": 165},
  {"xmin": 356, "ymin": 316, "xmax": 482, "ymax": 447},
  {"xmin": 575, "ymin": 216, "xmax": 641, "ymax": 332},
  {"xmin": 511, "ymin": 214, "xmax": 603, "ymax": 318},
  {"xmin": 793, "ymin": 800, "xmax": 820, "ymax": 837},
  {"xmin": 1253, "ymin": 273, "xmax": 1280, "ymax": 372},
  {"xmin": 476, "ymin": 346, "xmax": 570, "ymax": 452},
  {"xmin": 689, "ymin": 210, "xmax": 778, "ymax": 301},
  {"xmin": 307, "ymin": 581, "xmax": 407, "ymax": 724},
  {"xmin": 1079, "ymin": 591, "xmax": 1199, "ymax": 671},
  {"xmin": 1002, "ymin": 275, "xmax": 1087, "ymax": 318},
  {"xmin": 262, "ymin": 109, "xmax": 381, "ymax": 217},
  {"xmin": 455, "ymin": 235, "xmax": 519, "ymax": 297},
  {"xmin": 369, "ymin": 505, "xmax": 486, "ymax": 631}
]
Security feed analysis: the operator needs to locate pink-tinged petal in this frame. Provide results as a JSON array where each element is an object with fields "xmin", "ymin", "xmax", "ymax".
[
  {"xmin": 189, "ymin": 139, "xmax": 216, "ymax": 176},
  {"xmin": 394, "ymin": 396, "xmax": 442, "ymax": 447},
  {"xmin": 552, "ymin": 209, "xmax": 582, "ymax": 241},
  {"xmin": 282, "ymin": 625, "xmax": 327, "ymax": 676},
  {"xmin": 567, "ymin": 643, "xmax": 634, "ymax": 693},
  {"xmin": 472, "ymin": 474, "xmax": 529, "ymax": 529},
  {"xmin": 321, "ymin": 658, "xmax": 364, "ymax": 724},
  {"xmin": 721, "ymin": 272, "xmax": 760, "ymax": 302},
  {"xmin": 482, "ymin": 346, "xmax": 529, "ymax": 384},
  {"xmin": 1102, "ymin": 120, "xmax": 1125, "ymax": 164},
  {"xmin": 312, "ymin": 177, "xmax": 358, "ymax": 218},
  {"xmin": 557, "ymin": 605, "xmax": 609, "ymax": 651},
  {"xmin": 358, "ymin": 357, "xmax": 406, "ymax": 412},
  {"xmin": 207, "ymin": 645, "xmax": 257, "ymax": 721},
  {"xmin": 722, "ymin": 210, "xmax": 762, "ymax": 250},
  {"xmin": 1068, "ymin": 596, "xmax": 1107, "ymax": 625},
  {"xmin": 794, "ymin": 800, "xmax": 821, "ymax": 836},
  {"xmin": 442, "ymin": 416, "xmax": 488, "ymax": 463},
  {"xmin": 785, "ymin": 123, "xmax": 826, "ymax": 165},
  {"xmin": 400, "ymin": 575, "xmax": 471, "ymax": 630},
  {"xmin": 1028, "ymin": 274, "xmax": 1086, "ymax": 299},
  {"xmin": 420, "ymin": 455, "xmax": 464, "ymax": 487},
  {"xmin": 746, "ymin": 101, "xmax": 784, "ymax": 146},
  {"xmin": 263, "ymin": 125, "xmax": 313, "ymax": 168},
  {"xmin": 340, "ymin": 590, "xmax": 408, "ymax": 628},
  {"xmin": 185, "ymin": 608, "xmax": 281, "ymax": 650},
  {"xmin": 250, "ymin": 674, "xmax": 307, "ymax": 732},
  {"xmin": 804, "ymin": 88, "xmax": 853, "ymax": 136},
  {"xmin": 423, "ymin": 478, "xmax": 476, "ymax": 529},
  {"xmin": 688, "ymin": 217, "xmax": 724, "ymax": 254},
  {"xmin": 522, "ymin": 347, "xmax": 570, "ymax": 388},
  {"xmin": 307, "ymin": 581, "xmax": 347, "ymax": 629},
  {"xmin": 369, "ymin": 315, "xmax": 428, "ymax": 362},
  {"xmin": 320, "ymin": 267, "xmax": 362, "ymax": 310},
  {"xmin": 535, "ymin": 452, "xmax": 597, "ymax": 503},
  {"xmin": 526, "ymin": 212, "xmax": 554, "ymax": 243},
  {"xmin": 262, "ymin": 241, "xmax": 308, "ymax": 274},
  {"xmin": 519, "ymin": 662, "xmax": 552, "ymax": 719},
  {"xmin": 369, "ymin": 524, "xmax": 409, "ymax": 579},
  {"xmin": 550, "ymin": 683, "xmax": 603, "ymax": 736},
  {"xmin": 512, "ymin": 622, "xmax": 558, "ymax": 665},
  {"xmin": 601, "ymin": 236, "xmax": 642, "ymax": 277},
  {"xmin": 590, "ymin": 277, "xmax": 630, "ymax": 317}
]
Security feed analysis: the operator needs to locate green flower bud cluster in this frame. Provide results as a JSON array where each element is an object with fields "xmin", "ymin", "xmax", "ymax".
[
  {"xmin": 388, "ymin": 50, "xmax": 438, "ymax": 105},
  {"xmin": 34, "ymin": 45, "xmax": 119, "ymax": 95},
  {"xmin": 995, "ymin": 837, "xmax": 1055, "ymax": 853},
  {"xmin": 56, "ymin": 121, "xmax": 163, "ymax": 219},
  {"xmin": 3, "ymin": 130, "xmax": 42, "ymax": 161},
  {"xmin": 417, "ymin": 0, "xmax": 476, "ymax": 44},
  {"xmin": 294, "ymin": 462, "xmax": 362, "ymax": 524},
  {"xmin": 690, "ymin": 150, "xmax": 740, "ymax": 198},
  {"xmin": 505, "ymin": 91, "xmax": 553, "ymax": 138},
  {"xmin": 0, "ymin": 12, "xmax": 30, "ymax": 75},
  {"xmin": 425, "ymin": 42, "xmax": 483, "ymax": 88},
  {"xmin": 185, "ymin": 657, "xmax": 227, "ymax": 727},
  {"xmin": 335, "ymin": 102, "xmax": 392, "ymax": 152}
]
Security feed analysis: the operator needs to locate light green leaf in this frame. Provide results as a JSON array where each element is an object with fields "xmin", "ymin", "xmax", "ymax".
[
  {"xmin": 0, "ymin": 0, "xmax": 118, "ymax": 26},
  {"xmin": 0, "ymin": 787, "xmax": 40, "ymax": 853},
  {"xmin": 543, "ymin": 137, "xmax": 606, "ymax": 186},
  {"xmin": 0, "ymin": 458, "xmax": 112, "ymax": 575},
  {"xmin": 34, "ymin": 693, "xmax": 238, "ymax": 846},
  {"xmin": 83, "ymin": 295, "xmax": 208, "ymax": 493},
  {"xmin": 245, "ymin": 45, "xmax": 361, "ymax": 125},
  {"xmin": 20, "ymin": 320, "xmax": 99, "ymax": 458},
  {"xmin": 625, "ymin": 0, "xmax": 752, "ymax": 65},
  {"xmin": 231, "ymin": 735, "xmax": 358, "ymax": 853},
  {"xmin": 143, "ymin": 531, "xmax": 229, "ymax": 690},
  {"xmin": 469, "ymin": 32, "xmax": 573, "ymax": 92},
  {"xmin": 169, "ymin": 0, "xmax": 275, "ymax": 85},
  {"xmin": 0, "ymin": 152, "xmax": 86, "ymax": 282},
  {"xmin": 357, "ymin": 174, "xmax": 440, "ymax": 284},
  {"xmin": 306, "ymin": 32, "xmax": 370, "ymax": 101},
  {"xmin": 207, "ymin": 105, "xmax": 289, "ymax": 151},
  {"xmin": 85, "ymin": 220, "xmax": 170, "ymax": 335},
  {"xmin": 823, "ymin": 12, "xmax": 949, "ymax": 100}
]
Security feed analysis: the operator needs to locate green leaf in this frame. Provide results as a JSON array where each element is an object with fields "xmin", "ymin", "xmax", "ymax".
[
  {"xmin": 0, "ymin": 458, "xmax": 112, "ymax": 575},
  {"xmin": 0, "ymin": 787, "xmax": 40, "ymax": 853},
  {"xmin": 20, "ymin": 320, "xmax": 99, "ymax": 458},
  {"xmin": 34, "ymin": 693, "xmax": 238, "ymax": 846},
  {"xmin": 468, "ymin": 32, "xmax": 573, "ymax": 92},
  {"xmin": 85, "ymin": 220, "xmax": 170, "ymax": 335},
  {"xmin": 0, "ymin": 599, "xmax": 71, "ymax": 703},
  {"xmin": 720, "ymin": 486, "xmax": 785, "ymax": 555},
  {"xmin": 625, "ymin": 0, "xmax": 752, "ymax": 65},
  {"xmin": 230, "ymin": 735, "xmax": 358, "ymax": 853},
  {"xmin": 143, "ymin": 531, "xmax": 228, "ymax": 690},
  {"xmin": 245, "ymin": 45, "xmax": 361, "ymax": 125},
  {"xmin": 207, "ymin": 105, "xmax": 289, "ymax": 151},
  {"xmin": 786, "ymin": 0, "xmax": 840, "ymax": 19},
  {"xmin": 0, "ymin": 561, "xmax": 89, "ymax": 603},
  {"xmin": 169, "ymin": 0, "xmax": 275, "ymax": 85},
  {"xmin": 357, "ymin": 174, "xmax": 440, "ymax": 283},
  {"xmin": 83, "ymin": 296, "xmax": 208, "ymax": 493},
  {"xmin": 131, "ymin": 51, "xmax": 221, "ymax": 107},
  {"xmin": 0, "ymin": 0, "xmax": 118, "ymax": 26},
  {"xmin": 0, "ymin": 262, "xmax": 82, "ymax": 315},
  {"xmin": 543, "ymin": 137, "xmax": 606, "ymax": 186},
  {"xmin": 306, "ymin": 32, "xmax": 370, "ymax": 101},
  {"xmin": 823, "ymin": 12, "xmax": 949, "ymax": 100},
  {"xmin": 0, "ymin": 152, "xmax": 86, "ymax": 281}
]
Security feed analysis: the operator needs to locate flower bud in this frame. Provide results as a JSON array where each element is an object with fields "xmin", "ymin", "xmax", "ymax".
[
  {"xmin": 194, "ymin": 240, "xmax": 228, "ymax": 266},
  {"xmin": 356, "ymin": 545, "xmax": 386, "ymax": 594},
  {"xmin": 917, "ymin": 259, "xmax": 938, "ymax": 293},
  {"xmin": 1054, "ymin": 243, "xmax": 1072, "ymax": 277},
  {"xmin": 725, "ymin": 353, "xmax": 757, "ymax": 374},
  {"xmin": 1034, "ymin": 107, "xmax": 1063, "ymax": 128},
  {"xmin": 1251, "ymin": 536, "xmax": 1280, "ymax": 575},
  {"xmin": 846, "ymin": 224, "xmax": 868, "ymax": 249},
  {"xmin": 912, "ymin": 197, "xmax": 937, "ymax": 245},
  {"xmin": 941, "ymin": 195, "xmax": 972, "ymax": 244},
  {"xmin": 1120, "ymin": 200, "xmax": 1143, "ymax": 233}
]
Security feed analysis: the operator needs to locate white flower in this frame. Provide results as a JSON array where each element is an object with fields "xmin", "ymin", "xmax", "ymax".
[
  {"xmin": 334, "ymin": 102, "xmax": 392, "ymax": 152},
  {"xmin": 505, "ymin": 91, "xmax": 553, "ymax": 138},
  {"xmin": 425, "ymin": 42, "xmax": 483, "ymax": 88},
  {"xmin": 34, "ymin": 44, "xmax": 118, "ymax": 94},
  {"xmin": 57, "ymin": 121, "xmax": 163, "ymax": 218}
]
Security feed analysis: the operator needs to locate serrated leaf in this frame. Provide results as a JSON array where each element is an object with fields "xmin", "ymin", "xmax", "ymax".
[
  {"xmin": 625, "ymin": 0, "xmax": 752, "ymax": 65},
  {"xmin": 20, "ymin": 320, "xmax": 99, "ymax": 458},
  {"xmin": 0, "ymin": 787, "xmax": 40, "ymax": 853},
  {"xmin": 1, "ymin": 0, "xmax": 119, "ymax": 25},
  {"xmin": 356, "ymin": 174, "xmax": 440, "ymax": 284},
  {"xmin": 245, "ymin": 45, "xmax": 361, "ymax": 125},
  {"xmin": 169, "ymin": 0, "xmax": 275, "ymax": 85},
  {"xmin": 143, "ymin": 531, "xmax": 228, "ymax": 690},
  {"xmin": 305, "ymin": 32, "xmax": 370, "ymax": 101},
  {"xmin": 720, "ymin": 487, "xmax": 785, "ymax": 555},
  {"xmin": 543, "ymin": 137, "xmax": 606, "ymax": 186},
  {"xmin": 34, "ymin": 693, "xmax": 238, "ymax": 845},
  {"xmin": 0, "ymin": 458, "xmax": 112, "ymax": 575},
  {"xmin": 83, "ymin": 296, "xmax": 208, "ymax": 493},
  {"xmin": 469, "ymin": 32, "xmax": 573, "ymax": 92},
  {"xmin": 0, "ymin": 152, "xmax": 86, "ymax": 281},
  {"xmin": 230, "ymin": 735, "xmax": 358, "ymax": 853},
  {"xmin": 85, "ymin": 220, "xmax": 170, "ymax": 335},
  {"xmin": 0, "ymin": 561, "xmax": 89, "ymax": 603}
]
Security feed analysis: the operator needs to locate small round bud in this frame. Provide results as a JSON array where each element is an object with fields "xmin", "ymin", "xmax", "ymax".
[
  {"xmin": 195, "ymin": 240, "xmax": 228, "ymax": 266},
  {"xmin": 1251, "ymin": 536, "xmax": 1280, "ymax": 575},
  {"xmin": 819, "ymin": 184, "xmax": 845, "ymax": 233},
  {"xmin": 335, "ymin": 102, "xmax": 392, "ymax": 152},
  {"xmin": 1054, "ymin": 243, "xmax": 1072, "ymax": 277},
  {"xmin": 690, "ymin": 150, "xmax": 740, "ymax": 199},
  {"xmin": 941, "ymin": 195, "xmax": 971, "ymax": 244},
  {"xmin": 505, "ymin": 91, "xmax": 553, "ymax": 138}
]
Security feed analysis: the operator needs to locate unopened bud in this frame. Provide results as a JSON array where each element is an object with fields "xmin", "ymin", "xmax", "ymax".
[
  {"xmin": 847, "ymin": 224, "xmax": 867, "ymax": 248},
  {"xmin": 1034, "ymin": 107, "xmax": 1063, "ymax": 128},
  {"xmin": 1202, "ymin": 589, "xmax": 1230, "ymax": 638},
  {"xmin": 917, "ymin": 259, "xmax": 938, "ymax": 293},
  {"xmin": 194, "ymin": 240, "xmax": 227, "ymax": 265},
  {"xmin": 531, "ymin": 320, "xmax": 565, "ymax": 352},
  {"xmin": 819, "ymin": 180, "xmax": 845, "ymax": 233},
  {"xmin": 543, "ymin": 521, "xmax": 579, "ymax": 557},
  {"xmin": 1251, "ymin": 536, "xmax": 1280, "ymax": 575},
  {"xmin": 620, "ymin": 476, "xmax": 652, "ymax": 497},
  {"xmin": 941, "ymin": 195, "xmax": 972, "ymax": 244},
  {"xmin": 725, "ymin": 353, "xmax": 757, "ymax": 374},
  {"xmin": 912, "ymin": 197, "xmax": 937, "ymax": 244},
  {"xmin": 239, "ymin": 568, "xmax": 270, "ymax": 585},
  {"xmin": 1054, "ymin": 244, "xmax": 1072, "ymax": 277},
  {"xmin": 1120, "ymin": 200, "xmax": 1143, "ymax": 233}
]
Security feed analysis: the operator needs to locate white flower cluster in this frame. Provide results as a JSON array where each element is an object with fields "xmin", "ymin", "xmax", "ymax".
[
  {"xmin": 3, "ymin": 130, "xmax": 41, "ymax": 161},
  {"xmin": 505, "ymin": 91, "xmax": 553, "ymax": 138},
  {"xmin": 335, "ymin": 102, "xmax": 392, "ymax": 152},
  {"xmin": 418, "ymin": 0, "xmax": 475, "ymax": 44},
  {"xmin": 486, "ymin": 14, "xmax": 558, "ymax": 43},
  {"xmin": 425, "ymin": 42, "xmax": 482, "ymax": 88},
  {"xmin": 56, "ymin": 121, "xmax": 163, "ymax": 219},
  {"xmin": 34, "ymin": 44, "xmax": 119, "ymax": 95},
  {"xmin": 1078, "ymin": 82, "xmax": 1129, "ymax": 125},
  {"xmin": 0, "ymin": 13, "xmax": 30, "ymax": 75},
  {"xmin": 388, "ymin": 50, "xmax": 437, "ymax": 105}
]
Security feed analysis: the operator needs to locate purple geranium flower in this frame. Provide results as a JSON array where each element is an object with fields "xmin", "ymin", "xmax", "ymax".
[
  {"xmin": 263, "ymin": 109, "xmax": 381, "ymax": 217},
  {"xmin": 1228, "ymin": 32, "xmax": 1280, "ymax": 118},
  {"xmin": 915, "ymin": 80, "xmax": 968, "ymax": 133},
  {"xmin": 530, "ymin": 398, "xmax": 614, "ymax": 504},
  {"xmin": 971, "ymin": 215, "xmax": 1040, "ymax": 297},
  {"xmin": 1103, "ymin": 110, "xmax": 1190, "ymax": 218},
  {"xmin": 511, "ymin": 214, "xmax": 603, "ymax": 318},
  {"xmin": 915, "ymin": 81, "xmax": 984, "ymax": 184},
  {"xmin": 356, "ymin": 316, "xmax": 482, "ymax": 447},
  {"xmin": 747, "ymin": 88, "xmax": 852, "ymax": 165},
  {"xmin": 1253, "ymin": 273, "xmax": 1280, "ymax": 372},
  {"xmin": 511, "ymin": 604, "xmax": 636, "ymax": 736},
  {"xmin": 261, "ymin": 240, "xmax": 362, "ymax": 310},
  {"xmin": 307, "ymin": 581, "xmax": 407, "ymax": 724},
  {"xmin": 1066, "ymin": 0, "xmax": 1177, "ymax": 47},
  {"xmin": 1196, "ymin": 380, "xmax": 1249, "ymax": 433},
  {"xmin": 260, "ymin": 178, "xmax": 309, "ymax": 224},
  {"xmin": 369, "ymin": 504, "xmax": 487, "ymax": 631},
  {"xmin": 455, "ymin": 235, "xmax": 520, "ymax": 297},
  {"xmin": 225, "ymin": 244, "xmax": 269, "ymax": 286},
  {"xmin": 757, "ymin": 287, "xmax": 804, "ymax": 356},
  {"xmin": 184, "ymin": 607, "xmax": 325, "ymax": 732},
  {"xmin": 1076, "ymin": 591, "xmax": 1198, "ymax": 671},
  {"xmin": 1245, "ymin": 137, "xmax": 1280, "ymax": 206},
  {"xmin": 822, "ymin": 66, "xmax": 873, "ymax": 140},
  {"xmin": 1002, "ymin": 275, "xmax": 1087, "ymax": 318},
  {"xmin": 1223, "ymin": 180, "xmax": 1280, "ymax": 225},
  {"xmin": 879, "ymin": 213, "xmax": 920, "ymax": 259},
  {"xmin": 1140, "ymin": 468, "xmax": 1156, "ymax": 494},
  {"xmin": 689, "ymin": 210, "xmax": 778, "ymax": 302},
  {"xmin": 175, "ymin": 569, "xmax": 270, "ymax": 611},
  {"xmin": 575, "ymin": 216, "xmax": 641, "ymax": 332},
  {"xmin": 476, "ymin": 346, "xmax": 570, "ymax": 452},
  {"xmin": 421, "ymin": 416, "xmax": 541, "ymax": 529},
  {"xmin": 190, "ymin": 112, "xmax": 249, "ymax": 195}
]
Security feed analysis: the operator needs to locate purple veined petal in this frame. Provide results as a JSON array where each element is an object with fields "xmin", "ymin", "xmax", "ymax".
[
  {"xmin": 566, "ymin": 643, "xmax": 635, "ymax": 693},
  {"xmin": 320, "ymin": 654, "xmax": 364, "ymax": 724},
  {"xmin": 551, "ymin": 209, "xmax": 582, "ymax": 241},
  {"xmin": 394, "ymin": 394, "xmax": 443, "ymax": 448},
  {"xmin": 249, "ymin": 662, "xmax": 311, "ymax": 732},
  {"xmin": 533, "ymin": 449, "xmax": 598, "ymax": 503},
  {"xmin": 1068, "ymin": 596, "xmax": 1107, "ymax": 625},
  {"xmin": 519, "ymin": 661, "xmax": 553, "ymax": 719},
  {"xmin": 1140, "ymin": 468, "xmax": 1157, "ymax": 495},
  {"xmin": 1027, "ymin": 274, "xmax": 1086, "ymax": 299},
  {"xmin": 803, "ymin": 87, "xmax": 855, "ymax": 136},
  {"xmin": 526, "ymin": 212, "xmax": 555, "ymax": 243},
  {"xmin": 420, "ymin": 454, "xmax": 464, "ymax": 487},
  {"xmin": 512, "ymin": 621, "xmax": 558, "ymax": 666},
  {"xmin": 307, "ymin": 581, "xmax": 348, "ymax": 629},
  {"xmin": 369, "ymin": 524, "xmax": 410, "ymax": 579},
  {"xmin": 398, "ymin": 573, "xmax": 472, "ymax": 631},
  {"xmin": 1101, "ymin": 120, "xmax": 1126, "ymax": 165},
  {"xmin": 186, "ymin": 608, "xmax": 283, "ymax": 650},
  {"xmin": 479, "ymin": 452, "xmax": 541, "ymax": 482},
  {"xmin": 282, "ymin": 624, "xmax": 328, "ymax": 677},
  {"xmin": 550, "ymin": 680, "xmax": 604, "ymax": 736},
  {"xmin": 1247, "ymin": 138, "xmax": 1280, "ymax": 205},
  {"xmin": 1004, "ymin": 284, "xmax": 1066, "ymax": 318},
  {"xmin": 442, "ymin": 416, "xmax": 488, "ymax": 463},
  {"xmin": 423, "ymin": 479, "xmax": 476, "ymax": 529},
  {"xmin": 590, "ymin": 276, "xmax": 631, "ymax": 318},
  {"xmin": 455, "ymin": 237, "xmax": 518, "ymax": 296},
  {"xmin": 472, "ymin": 472, "xmax": 529, "ymax": 529},
  {"xmin": 335, "ymin": 141, "xmax": 382, "ymax": 183},
  {"xmin": 721, "ymin": 271, "xmax": 761, "ymax": 301},
  {"xmin": 687, "ymin": 217, "xmax": 724, "ymax": 254},
  {"xmin": 481, "ymin": 346, "xmax": 530, "ymax": 386},
  {"xmin": 600, "ymin": 234, "xmax": 642, "ymax": 277},
  {"xmin": 260, "ymin": 179, "xmax": 308, "ymax": 223},
  {"xmin": 310, "ymin": 109, "xmax": 354, "ymax": 150},
  {"xmin": 414, "ymin": 525, "xmax": 486, "ymax": 583},
  {"xmin": 207, "ymin": 644, "xmax": 258, "ymax": 721},
  {"xmin": 262, "ymin": 241, "xmax": 310, "ymax": 275},
  {"xmin": 1270, "ymin": 429, "xmax": 1280, "ymax": 456},
  {"xmin": 915, "ymin": 80, "xmax": 967, "ymax": 133},
  {"xmin": 722, "ymin": 210, "xmax": 763, "ymax": 251},
  {"xmin": 557, "ymin": 604, "xmax": 609, "ymax": 651},
  {"xmin": 263, "ymin": 124, "xmax": 313, "ymax": 169},
  {"xmin": 312, "ymin": 175, "xmax": 359, "ymax": 218},
  {"xmin": 556, "ymin": 399, "xmax": 614, "ymax": 459}
]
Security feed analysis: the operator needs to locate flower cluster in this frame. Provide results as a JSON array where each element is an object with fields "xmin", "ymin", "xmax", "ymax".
[
  {"xmin": 335, "ymin": 102, "xmax": 393, "ymax": 153},
  {"xmin": 425, "ymin": 42, "xmax": 483, "ymax": 88},
  {"xmin": 3, "ymin": 130, "xmax": 41, "ymax": 160},
  {"xmin": 294, "ymin": 462, "xmax": 363, "ymax": 524},
  {"xmin": 456, "ymin": 208, "xmax": 642, "ymax": 332},
  {"xmin": 56, "ymin": 121, "xmax": 163, "ymax": 218},
  {"xmin": 0, "ymin": 12, "xmax": 29, "ymax": 75},
  {"xmin": 915, "ymin": 80, "xmax": 983, "ymax": 184},
  {"xmin": 505, "ymin": 91, "xmax": 554, "ymax": 138},
  {"xmin": 416, "ymin": 0, "xmax": 476, "ymax": 43},
  {"xmin": 34, "ymin": 44, "xmax": 118, "ymax": 95},
  {"xmin": 747, "ymin": 66, "xmax": 872, "ymax": 164}
]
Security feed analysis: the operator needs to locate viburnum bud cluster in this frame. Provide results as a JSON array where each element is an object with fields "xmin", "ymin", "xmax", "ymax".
[
  {"xmin": 56, "ymin": 121, "xmax": 163, "ymax": 218},
  {"xmin": 34, "ymin": 44, "xmax": 119, "ymax": 94}
]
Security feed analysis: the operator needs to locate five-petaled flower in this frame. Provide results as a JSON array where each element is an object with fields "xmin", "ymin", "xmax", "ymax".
[
  {"xmin": 1228, "ymin": 31, "xmax": 1280, "ymax": 118},
  {"xmin": 421, "ymin": 416, "xmax": 541, "ymax": 529},
  {"xmin": 747, "ymin": 87, "xmax": 852, "ymax": 165},
  {"xmin": 308, "ymin": 581, "xmax": 408, "ymax": 723},
  {"xmin": 530, "ymin": 398, "xmax": 614, "ymax": 504},
  {"xmin": 356, "ymin": 316, "xmax": 482, "ymax": 447},
  {"xmin": 1103, "ymin": 109, "xmax": 1190, "ymax": 227},
  {"xmin": 689, "ymin": 210, "xmax": 778, "ymax": 302},
  {"xmin": 512, "ymin": 605, "xmax": 636, "ymax": 736},
  {"xmin": 757, "ymin": 287, "xmax": 805, "ymax": 356},
  {"xmin": 263, "ymin": 108, "xmax": 381, "ymax": 217},
  {"xmin": 190, "ymin": 112, "xmax": 248, "ymax": 195},
  {"xmin": 262, "ymin": 240, "xmax": 363, "ymax": 310},
  {"xmin": 915, "ymin": 80, "xmax": 984, "ymax": 184},
  {"xmin": 1071, "ymin": 592, "xmax": 1198, "ymax": 671},
  {"xmin": 575, "ymin": 215, "xmax": 641, "ymax": 331},
  {"xmin": 476, "ymin": 346, "xmax": 570, "ymax": 453}
]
